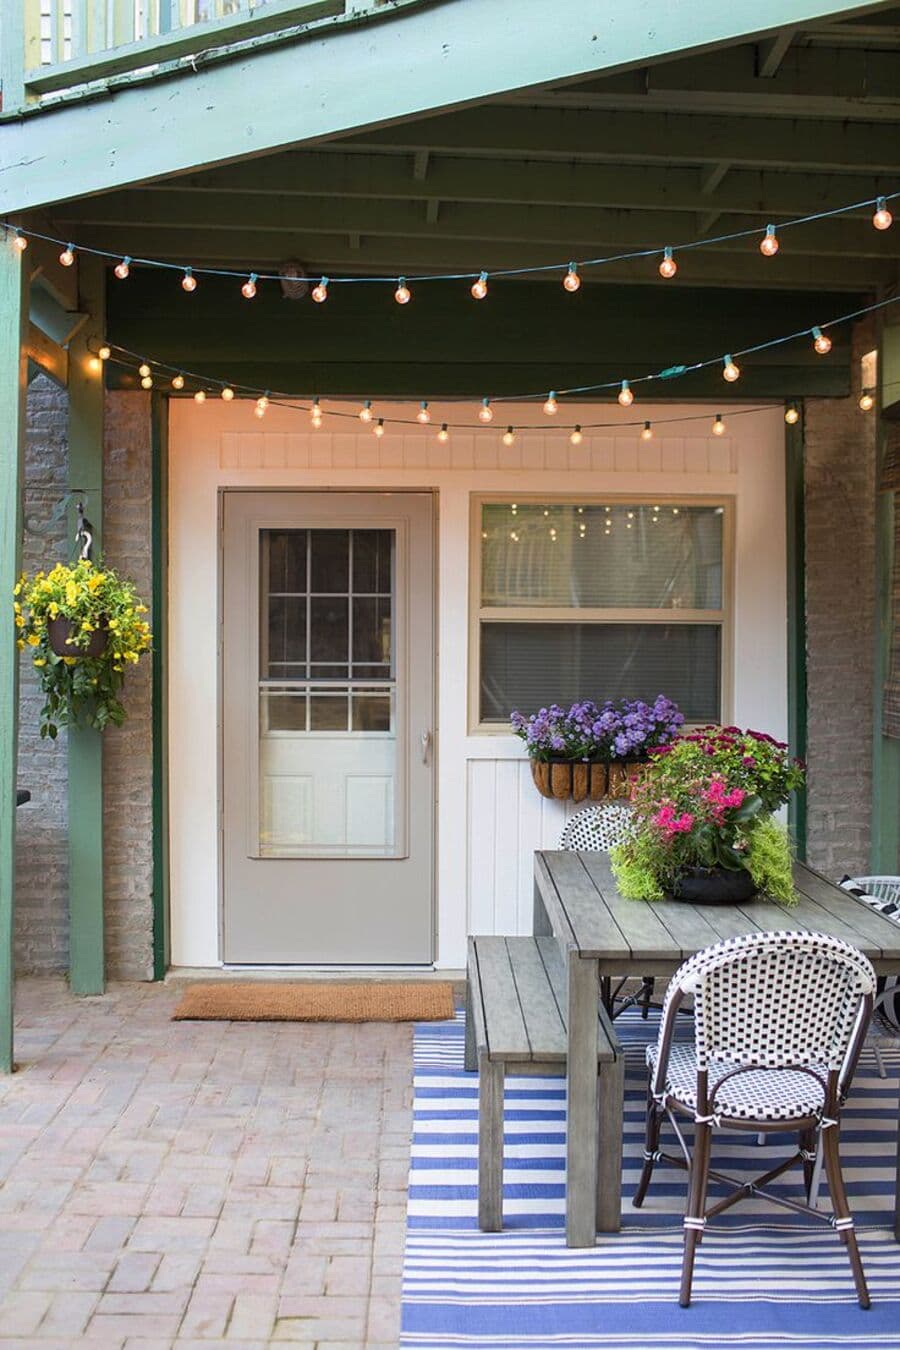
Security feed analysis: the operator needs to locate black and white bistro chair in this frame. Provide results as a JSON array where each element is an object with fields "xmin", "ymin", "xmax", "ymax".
[
  {"xmin": 559, "ymin": 803, "xmax": 652, "ymax": 1017},
  {"xmin": 633, "ymin": 930, "xmax": 875, "ymax": 1308},
  {"xmin": 842, "ymin": 875, "xmax": 900, "ymax": 1078}
]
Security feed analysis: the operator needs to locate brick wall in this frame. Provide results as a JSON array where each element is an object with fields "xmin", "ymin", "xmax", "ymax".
[
  {"xmin": 803, "ymin": 320, "xmax": 878, "ymax": 878},
  {"xmin": 15, "ymin": 376, "xmax": 70, "ymax": 973},
  {"xmin": 14, "ymin": 383, "xmax": 155, "ymax": 979}
]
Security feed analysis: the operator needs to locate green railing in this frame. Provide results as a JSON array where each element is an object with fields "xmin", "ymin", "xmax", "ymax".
[{"xmin": 2, "ymin": 0, "xmax": 387, "ymax": 110}]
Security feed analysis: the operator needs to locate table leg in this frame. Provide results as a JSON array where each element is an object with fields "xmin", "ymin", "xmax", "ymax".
[
  {"xmin": 895, "ymin": 1082, "xmax": 900, "ymax": 1242},
  {"xmin": 597, "ymin": 1050, "xmax": 624, "ymax": 1233},
  {"xmin": 566, "ymin": 952, "xmax": 599, "ymax": 1247}
]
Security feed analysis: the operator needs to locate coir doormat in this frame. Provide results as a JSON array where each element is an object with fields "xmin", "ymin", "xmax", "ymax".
[{"xmin": 172, "ymin": 980, "xmax": 456, "ymax": 1023}]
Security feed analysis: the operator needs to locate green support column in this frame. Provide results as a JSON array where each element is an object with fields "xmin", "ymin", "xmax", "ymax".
[
  {"xmin": 785, "ymin": 406, "xmax": 808, "ymax": 860},
  {"xmin": 67, "ymin": 255, "xmax": 106, "ymax": 995},
  {"xmin": 0, "ymin": 232, "xmax": 28, "ymax": 1071},
  {"xmin": 872, "ymin": 323, "xmax": 900, "ymax": 873},
  {"xmin": 150, "ymin": 393, "xmax": 170, "ymax": 980}
]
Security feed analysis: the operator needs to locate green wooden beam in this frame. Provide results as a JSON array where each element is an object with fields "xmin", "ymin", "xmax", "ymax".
[
  {"xmin": 26, "ymin": 319, "xmax": 68, "ymax": 385},
  {"xmin": 105, "ymin": 272, "xmax": 858, "ymax": 398},
  {"xmin": 55, "ymin": 191, "xmax": 900, "ymax": 260},
  {"xmin": 0, "ymin": 231, "xmax": 28, "ymax": 1073},
  {"xmin": 785, "ymin": 405, "xmax": 808, "ymax": 860},
  {"xmin": 0, "ymin": 0, "xmax": 889, "ymax": 213},
  {"xmin": 126, "ymin": 154, "xmax": 896, "ymax": 222},
  {"xmin": 150, "ymin": 392, "xmax": 169, "ymax": 981},
  {"xmin": 0, "ymin": 0, "xmax": 26, "ymax": 115},
  {"xmin": 67, "ymin": 253, "xmax": 105, "ymax": 996}
]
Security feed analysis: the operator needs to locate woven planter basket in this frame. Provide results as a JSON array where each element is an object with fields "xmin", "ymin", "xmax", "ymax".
[{"xmin": 530, "ymin": 759, "xmax": 643, "ymax": 802}]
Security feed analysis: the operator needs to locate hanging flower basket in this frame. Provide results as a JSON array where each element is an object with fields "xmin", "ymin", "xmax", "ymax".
[
  {"xmin": 531, "ymin": 759, "xmax": 609, "ymax": 802},
  {"xmin": 47, "ymin": 615, "xmax": 108, "ymax": 659}
]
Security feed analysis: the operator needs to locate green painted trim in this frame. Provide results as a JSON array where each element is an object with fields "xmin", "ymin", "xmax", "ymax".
[
  {"xmin": 785, "ymin": 405, "xmax": 808, "ymax": 860},
  {"xmin": 0, "ymin": 234, "xmax": 28, "ymax": 1073},
  {"xmin": 0, "ymin": 1, "xmax": 26, "ymax": 114},
  {"xmin": 150, "ymin": 392, "xmax": 169, "ymax": 981},
  {"xmin": 66, "ymin": 254, "xmax": 105, "ymax": 996}
]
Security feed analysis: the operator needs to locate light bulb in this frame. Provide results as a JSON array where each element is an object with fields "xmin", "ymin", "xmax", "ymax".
[
  {"xmin": 254, "ymin": 404, "xmax": 266, "ymax": 418},
  {"xmin": 471, "ymin": 271, "xmax": 488, "ymax": 300},
  {"xmin": 641, "ymin": 420, "xmax": 653, "ymax": 440},
  {"xmin": 543, "ymin": 391, "xmax": 558, "ymax": 416},
  {"xmin": 172, "ymin": 373, "xmax": 185, "ymax": 390},
  {"xmin": 311, "ymin": 277, "xmax": 329, "ymax": 303},
  {"xmin": 478, "ymin": 398, "xmax": 493, "ymax": 424},
  {"xmin": 570, "ymin": 425, "xmax": 583, "ymax": 446},
  {"xmin": 812, "ymin": 325, "xmax": 832, "ymax": 355},
  {"xmin": 98, "ymin": 345, "xmax": 111, "ymax": 362},
  {"xmin": 221, "ymin": 385, "xmax": 234, "ymax": 401},
  {"xmin": 563, "ymin": 263, "xmax": 581, "ymax": 293},
  {"xmin": 256, "ymin": 394, "xmax": 269, "ymax": 415},
  {"xmin": 241, "ymin": 273, "xmax": 258, "ymax": 299},
  {"xmin": 394, "ymin": 278, "xmax": 411, "ymax": 305},
  {"xmin": 873, "ymin": 197, "xmax": 893, "ymax": 231},
  {"xmin": 437, "ymin": 423, "xmax": 450, "ymax": 443},
  {"xmin": 760, "ymin": 224, "xmax": 779, "ymax": 257},
  {"xmin": 374, "ymin": 418, "xmax": 385, "ymax": 438},
  {"xmin": 722, "ymin": 355, "xmax": 740, "ymax": 382},
  {"xmin": 12, "ymin": 230, "xmax": 27, "ymax": 253},
  {"xmin": 359, "ymin": 400, "xmax": 373, "ymax": 423},
  {"xmin": 181, "ymin": 267, "xmax": 197, "ymax": 292},
  {"xmin": 59, "ymin": 244, "xmax": 75, "ymax": 267},
  {"xmin": 417, "ymin": 401, "xmax": 431, "ymax": 424},
  {"xmin": 712, "ymin": 413, "xmax": 726, "ymax": 436},
  {"xmin": 784, "ymin": 403, "xmax": 799, "ymax": 425},
  {"xmin": 310, "ymin": 398, "xmax": 321, "ymax": 424},
  {"xmin": 138, "ymin": 362, "xmax": 151, "ymax": 378},
  {"xmin": 87, "ymin": 356, "xmax": 102, "ymax": 374},
  {"xmin": 141, "ymin": 375, "xmax": 153, "ymax": 389},
  {"xmin": 617, "ymin": 380, "xmax": 633, "ymax": 407},
  {"xmin": 859, "ymin": 389, "xmax": 874, "ymax": 411},
  {"xmin": 502, "ymin": 427, "xmax": 516, "ymax": 447},
  {"xmin": 658, "ymin": 247, "xmax": 677, "ymax": 279},
  {"xmin": 114, "ymin": 256, "xmax": 131, "ymax": 280},
  {"xmin": 194, "ymin": 389, "xmax": 206, "ymax": 403}
]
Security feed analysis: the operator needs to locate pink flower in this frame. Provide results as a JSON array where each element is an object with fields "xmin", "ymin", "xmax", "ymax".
[{"xmin": 672, "ymin": 812, "xmax": 694, "ymax": 833}]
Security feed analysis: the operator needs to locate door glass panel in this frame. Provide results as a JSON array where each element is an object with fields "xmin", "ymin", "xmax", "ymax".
[{"xmin": 258, "ymin": 527, "xmax": 397, "ymax": 857}]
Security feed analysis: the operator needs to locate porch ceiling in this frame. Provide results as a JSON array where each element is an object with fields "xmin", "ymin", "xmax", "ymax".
[{"xmin": 42, "ymin": 9, "xmax": 900, "ymax": 296}]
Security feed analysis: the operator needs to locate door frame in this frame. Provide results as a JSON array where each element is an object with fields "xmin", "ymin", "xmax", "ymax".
[{"xmin": 215, "ymin": 485, "xmax": 440, "ymax": 967}]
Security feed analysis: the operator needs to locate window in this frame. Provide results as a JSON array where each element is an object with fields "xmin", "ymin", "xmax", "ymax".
[{"xmin": 472, "ymin": 497, "xmax": 731, "ymax": 728}]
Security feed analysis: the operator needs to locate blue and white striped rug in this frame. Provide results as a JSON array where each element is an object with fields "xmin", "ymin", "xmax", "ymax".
[{"xmin": 401, "ymin": 1010, "xmax": 900, "ymax": 1349}]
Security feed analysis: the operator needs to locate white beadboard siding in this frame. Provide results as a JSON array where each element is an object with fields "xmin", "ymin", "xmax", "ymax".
[{"xmin": 167, "ymin": 399, "xmax": 785, "ymax": 971}]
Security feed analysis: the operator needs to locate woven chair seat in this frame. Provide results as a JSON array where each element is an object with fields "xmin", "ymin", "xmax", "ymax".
[{"xmin": 646, "ymin": 1040, "xmax": 828, "ymax": 1122}]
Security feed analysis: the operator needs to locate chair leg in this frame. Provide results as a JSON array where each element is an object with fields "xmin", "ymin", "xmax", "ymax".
[
  {"xmin": 640, "ymin": 977, "xmax": 655, "ymax": 1020},
  {"xmin": 800, "ymin": 1127, "xmax": 816, "ymax": 1201},
  {"xmin": 633, "ymin": 1085, "xmax": 662, "ymax": 1209},
  {"xmin": 821, "ymin": 1123, "xmax": 870, "ymax": 1309},
  {"xmin": 874, "ymin": 1044, "xmax": 888, "ymax": 1080},
  {"xmin": 679, "ymin": 1120, "xmax": 712, "ymax": 1308},
  {"xmin": 478, "ymin": 1056, "xmax": 504, "ymax": 1232}
]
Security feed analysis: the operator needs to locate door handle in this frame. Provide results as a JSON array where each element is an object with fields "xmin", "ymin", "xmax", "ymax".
[{"xmin": 421, "ymin": 729, "xmax": 432, "ymax": 764}]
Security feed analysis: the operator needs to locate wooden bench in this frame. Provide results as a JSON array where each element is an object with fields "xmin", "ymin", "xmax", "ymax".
[{"xmin": 465, "ymin": 934, "xmax": 624, "ymax": 1233}]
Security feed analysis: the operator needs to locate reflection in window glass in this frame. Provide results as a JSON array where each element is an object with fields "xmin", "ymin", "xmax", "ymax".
[{"xmin": 481, "ymin": 503, "xmax": 723, "ymax": 609}]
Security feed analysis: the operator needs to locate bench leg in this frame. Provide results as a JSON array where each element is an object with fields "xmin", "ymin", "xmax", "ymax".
[
  {"xmin": 533, "ymin": 877, "xmax": 552, "ymax": 937},
  {"xmin": 596, "ymin": 1052, "xmax": 625, "ymax": 1233},
  {"xmin": 464, "ymin": 978, "xmax": 477, "ymax": 1072},
  {"xmin": 478, "ymin": 1054, "xmax": 504, "ymax": 1232},
  {"xmin": 566, "ymin": 956, "xmax": 600, "ymax": 1247}
]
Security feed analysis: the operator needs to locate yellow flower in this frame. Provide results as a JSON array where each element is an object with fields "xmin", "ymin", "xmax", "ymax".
[
  {"xmin": 26, "ymin": 634, "xmax": 40, "ymax": 647},
  {"xmin": 87, "ymin": 574, "xmax": 103, "ymax": 592},
  {"xmin": 33, "ymin": 658, "xmax": 46, "ymax": 668},
  {"xmin": 63, "ymin": 656, "xmax": 77, "ymax": 666},
  {"xmin": 13, "ymin": 582, "xmax": 21, "ymax": 597},
  {"xmin": 65, "ymin": 581, "xmax": 78, "ymax": 605},
  {"xmin": 14, "ymin": 614, "xmax": 24, "ymax": 628},
  {"xmin": 16, "ymin": 639, "xmax": 24, "ymax": 651},
  {"xmin": 136, "ymin": 604, "xmax": 148, "ymax": 614},
  {"xmin": 48, "ymin": 603, "xmax": 59, "ymax": 618},
  {"xmin": 81, "ymin": 620, "xmax": 94, "ymax": 632}
]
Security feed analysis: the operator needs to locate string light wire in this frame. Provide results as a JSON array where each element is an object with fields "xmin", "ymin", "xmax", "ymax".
[{"xmin": 4, "ymin": 188, "xmax": 897, "ymax": 289}]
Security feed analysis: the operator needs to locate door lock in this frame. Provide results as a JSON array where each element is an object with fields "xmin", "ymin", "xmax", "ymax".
[{"xmin": 421, "ymin": 729, "xmax": 432, "ymax": 763}]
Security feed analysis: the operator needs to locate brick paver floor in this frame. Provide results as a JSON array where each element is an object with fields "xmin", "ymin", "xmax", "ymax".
[{"xmin": 0, "ymin": 978, "xmax": 413, "ymax": 1347}]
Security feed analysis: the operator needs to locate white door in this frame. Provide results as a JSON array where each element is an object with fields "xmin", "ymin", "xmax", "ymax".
[{"xmin": 221, "ymin": 491, "xmax": 435, "ymax": 963}]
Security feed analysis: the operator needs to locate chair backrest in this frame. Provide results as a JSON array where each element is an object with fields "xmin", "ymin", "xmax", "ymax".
[
  {"xmin": 655, "ymin": 931, "xmax": 875, "ymax": 1087},
  {"xmin": 843, "ymin": 875, "xmax": 900, "ymax": 909},
  {"xmin": 559, "ymin": 802, "xmax": 634, "ymax": 852}
]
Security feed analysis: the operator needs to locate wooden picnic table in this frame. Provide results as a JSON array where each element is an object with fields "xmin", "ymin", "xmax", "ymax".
[{"xmin": 533, "ymin": 851, "xmax": 900, "ymax": 1248}]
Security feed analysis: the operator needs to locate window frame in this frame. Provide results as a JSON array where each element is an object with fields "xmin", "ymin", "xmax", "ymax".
[{"xmin": 468, "ymin": 491, "xmax": 735, "ymax": 734}]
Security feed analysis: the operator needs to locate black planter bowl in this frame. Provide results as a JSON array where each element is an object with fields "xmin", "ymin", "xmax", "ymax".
[
  {"xmin": 47, "ymin": 615, "xmax": 108, "ymax": 659},
  {"xmin": 670, "ymin": 866, "xmax": 759, "ymax": 905}
]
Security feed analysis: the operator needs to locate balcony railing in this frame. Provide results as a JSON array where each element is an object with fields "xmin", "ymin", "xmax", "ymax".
[{"xmin": 1, "ymin": 0, "xmax": 391, "ymax": 110}]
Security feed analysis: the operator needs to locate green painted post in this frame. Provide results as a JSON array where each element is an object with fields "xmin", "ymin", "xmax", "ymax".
[
  {"xmin": 150, "ymin": 393, "xmax": 170, "ymax": 980},
  {"xmin": 872, "ymin": 323, "xmax": 900, "ymax": 873},
  {"xmin": 67, "ymin": 255, "xmax": 106, "ymax": 996},
  {"xmin": 785, "ymin": 405, "xmax": 808, "ymax": 860},
  {"xmin": 0, "ymin": 0, "xmax": 26, "ymax": 112},
  {"xmin": 0, "ymin": 232, "xmax": 28, "ymax": 1072}
]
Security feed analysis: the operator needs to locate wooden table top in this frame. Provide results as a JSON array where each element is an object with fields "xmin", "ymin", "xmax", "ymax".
[{"xmin": 535, "ymin": 852, "xmax": 900, "ymax": 973}]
